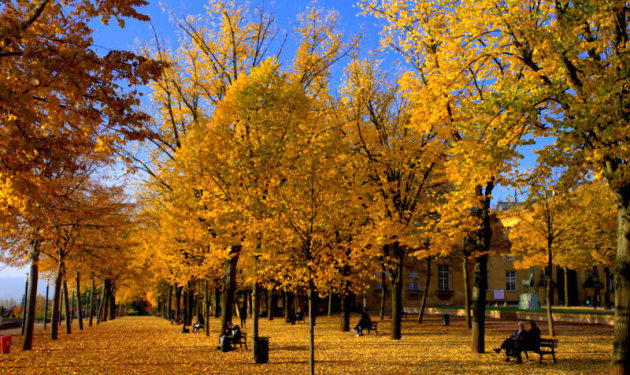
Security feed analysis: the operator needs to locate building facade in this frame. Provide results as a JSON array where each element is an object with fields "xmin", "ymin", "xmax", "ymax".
[{"xmin": 363, "ymin": 205, "xmax": 614, "ymax": 311}]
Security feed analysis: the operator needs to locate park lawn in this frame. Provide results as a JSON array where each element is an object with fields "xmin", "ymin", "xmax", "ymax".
[{"xmin": 0, "ymin": 314, "xmax": 612, "ymax": 374}]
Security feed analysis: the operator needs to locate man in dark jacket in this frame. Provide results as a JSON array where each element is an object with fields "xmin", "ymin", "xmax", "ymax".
[{"xmin": 495, "ymin": 321, "xmax": 526, "ymax": 363}]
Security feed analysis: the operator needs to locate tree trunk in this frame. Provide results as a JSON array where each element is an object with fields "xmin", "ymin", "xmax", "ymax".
[
  {"xmin": 51, "ymin": 258, "xmax": 63, "ymax": 340},
  {"xmin": 379, "ymin": 269, "xmax": 387, "ymax": 321},
  {"xmin": 21, "ymin": 275, "xmax": 27, "ymax": 336},
  {"xmin": 252, "ymin": 282, "xmax": 259, "ymax": 350},
  {"xmin": 340, "ymin": 289, "xmax": 351, "ymax": 331},
  {"xmin": 418, "ymin": 257, "xmax": 432, "ymax": 324},
  {"xmin": 108, "ymin": 283, "xmax": 116, "ymax": 321},
  {"xmin": 390, "ymin": 243, "xmax": 404, "ymax": 340},
  {"xmin": 243, "ymin": 291, "xmax": 249, "ymax": 321},
  {"xmin": 43, "ymin": 279, "xmax": 49, "ymax": 331},
  {"xmin": 546, "ymin": 243, "xmax": 555, "ymax": 336},
  {"xmin": 285, "ymin": 291, "xmax": 292, "ymax": 323},
  {"xmin": 471, "ymin": 254, "xmax": 488, "ymax": 353},
  {"xmin": 63, "ymin": 280, "xmax": 71, "ymax": 334},
  {"xmin": 214, "ymin": 286, "xmax": 221, "ymax": 318},
  {"xmin": 221, "ymin": 246, "xmax": 240, "ymax": 329},
  {"xmin": 102, "ymin": 280, "xmax": 110, "ymax": 322},
  {"xmin": 604, "ymin": 267, "xmax": 612, "ymax": 309},
  {"xmin": 268, "ymin": 288, "xmax": 275, "ymax": 320},
  {"xmin": 248, "ymin": 289, "xmax": 253, "ymax": 316},
  {"xmin": 76, "ymin": 271, "xmax": 83, "ymax": 330},
  {"xmin": 308, "ymin": 280, "xmax": 316, "ymax": 375},
  {"xmin": 327, "ymin": 287, "xmax": 333, "ymax": 316},
  {"xmin": 70, "ymin": 289, "xmax": 75, "ymax": 323},
  {"xmin": 175, "ymin": 283, "xmax": 181, "ymax": 319},
  {"xmin": 611, "ymin": 189, "xmax": 630, "ymax": 375},
  {"xmin": 563, "ymin": 267, "xmax": 570, "ymax": 307},
  {"xmin": 471, "ymin": 181, "xmax": 493, "ymax": 353},
  {"xmin": 463, "ymin": 256, "xmax": 472, "ymax": 329},
  {"xmin": 283, "ymin": 290, "xmax": 288, "ymax": 320},
  {"xmin": 88, "ymin": 274, "xmax": 95, "ymax": 327},
  {"xmin": 166, "ymin": 284, "xmax": 172, "ymax": 320},
  {"xmin": 22, "ymin": 240, "xmax": 40, "ymax": 350},
  {"xmin": 97, "ymin": 280, "xmax": 107, "ymax": 324}
]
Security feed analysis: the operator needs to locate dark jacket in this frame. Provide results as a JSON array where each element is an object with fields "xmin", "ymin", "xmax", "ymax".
[{"xmin": 523, "ymin": 326, "xmax": 541, "ymax": 350}]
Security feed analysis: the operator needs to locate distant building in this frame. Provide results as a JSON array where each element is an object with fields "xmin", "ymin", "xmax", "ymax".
[{"xmin": 362, "ymin": 203, "xmax": 614, "ymax": 311}]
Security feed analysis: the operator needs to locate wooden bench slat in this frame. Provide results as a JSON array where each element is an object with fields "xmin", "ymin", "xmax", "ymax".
[{"xmin": 522, "ymin": 338, "xmax": 557, "ymax": 364}]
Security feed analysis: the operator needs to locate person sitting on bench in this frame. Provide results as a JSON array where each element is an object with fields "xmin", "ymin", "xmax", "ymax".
[
  {"xmin": 353, "ymin": 311, "xmax": 372, "ymax": 337},
  {"xmin": 296, "ymin": 307, "xmax": 306, "ymax": 322},
  {"xmin": 192, "ymin": 313, "xmax": 205, "ymax": 333},
  {"xmin": 521, "ymin": 321, "xmax": 541, "ymax": 352},
  {"xmin": 218, "ymin": 321, "xmax": 242, "ymax": 351},
  {"xmin": 494, "ymin": 321, "xmax": 526, "ymax": 363}
]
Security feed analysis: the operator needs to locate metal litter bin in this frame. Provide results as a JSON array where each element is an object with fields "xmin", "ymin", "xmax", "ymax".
[{"xmin": 254, "ymin": 336, "xmax": 269, "ymax": 363}]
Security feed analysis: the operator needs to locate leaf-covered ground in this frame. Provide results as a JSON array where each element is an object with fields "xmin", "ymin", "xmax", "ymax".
[{"xmin": 0, "ymin": 314, "xmax": 612, "ymax": 374}]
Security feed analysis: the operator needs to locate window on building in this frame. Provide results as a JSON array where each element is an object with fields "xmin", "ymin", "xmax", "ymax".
[
  {"xmin": 408, "ymin": 279, "xmax": 419, "ymax": 291},
  {"xmin": 504, "ymin": 255, "xmax": 516, "ymax": 262},
  {"xmin": 407, "ymin": 272, "xmax": 419, "ymax": 278},
  {"xmin": 506, "ymin": 271, "xmax": 516, "ymax": 292},
  {"xmin": 438, "ymin": 265, "xmax": 450, "ymax": 291}
]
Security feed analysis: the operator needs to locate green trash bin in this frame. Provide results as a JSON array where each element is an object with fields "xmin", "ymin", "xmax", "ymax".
[{"xmin": 254, "ymin": 337, "xmax": 269, "ymax": 363}]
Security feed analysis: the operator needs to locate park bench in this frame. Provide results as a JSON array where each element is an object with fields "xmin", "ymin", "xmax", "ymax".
[
  {"xmin": 233, "ymin": 332, "xmax": 248, "ymax": 350},
  {"xmin": 217, "ymin": 332, "xmax": 248, "ymax": 350},
  {"xmin": 296, "ymin": 314, "xmax": 305, "ymax": 324},
  {"xmin": 402, "ymin": 307, "xmax": 419, "ymax": 320},
  {"xmin": 366, "ymin": 321, "xmax": 378, "ymax": 335},
  {"xmin": 522, "ymin": 338, "xmax": 558, "ymax": 364}
]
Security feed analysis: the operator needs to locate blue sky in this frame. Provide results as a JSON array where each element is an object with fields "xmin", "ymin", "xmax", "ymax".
[
  {"xmin": 0, "ymin": 0, "xmax": 543, "ymax": 295},
  {"xmin": 0, "ymin": 0, "xmax": 387, "ymax": 294}
]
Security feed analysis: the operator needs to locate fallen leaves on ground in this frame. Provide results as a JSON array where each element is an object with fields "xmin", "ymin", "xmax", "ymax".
[{"xmin": 0, "ymin": 314, "xmax": 612, "ymax": 374}]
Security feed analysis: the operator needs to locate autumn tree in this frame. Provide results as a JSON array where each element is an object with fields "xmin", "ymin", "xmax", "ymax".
[
  {"xmin": 339, "ymin": 56, "xmax": 447, "ymax": 340},
  {"xmin": 362, "ymin": 0, "xmax": 540, "ymax": 353},
  {"xmin": 508, "ymin": 179, "xmax": 581, "ymax": 336},
  {"xmin": 0, "ymin": 0, "xmax": 163, "ymax": 350},
  {"xmin": 362, "ymin": 1, "xmax": 630, "ymax": 370}
]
